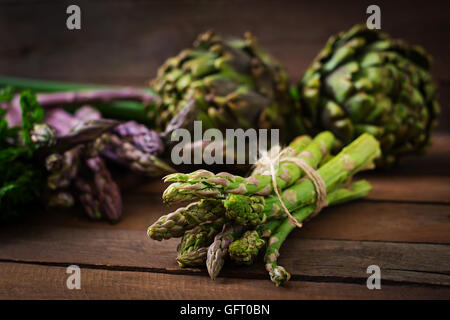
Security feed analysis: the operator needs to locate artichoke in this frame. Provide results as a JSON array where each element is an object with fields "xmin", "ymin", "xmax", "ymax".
[
  {"xmin": 297, "ymin": 25, "xmax": 440, "ymax": 166},
  {"xmin": 150, "ymin": 31, "xmax": 297, "ymax": 141}
]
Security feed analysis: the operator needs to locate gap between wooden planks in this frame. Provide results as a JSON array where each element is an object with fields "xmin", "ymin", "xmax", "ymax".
[
  {"xmin": 0, "ymin": 135, "xmax": 448, "ymax": 297},
  {"xmin": 0, "ymin": 262, "xmax": 448, "ymax": 300},
  {"xmin": 0, "ymin": 226, "xmax": 448, "ymax": 286},
  {"xmin": 16, "ymin": 135, "xmax": 449, "ymax": 236},
  {"xmin": 0, "ymin": 135, "xmax": 447, "ymax": 296},
  {"xmin": 16, "ymin": 198, "xmax": 450, "ymax": 243}
]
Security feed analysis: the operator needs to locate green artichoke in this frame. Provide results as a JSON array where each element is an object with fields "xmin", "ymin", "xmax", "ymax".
[
  {"xmin": 150, "ymin": 31, "xmax": 297, "ymax": 141},
  {"xmin": 296, "ymin": 24, "xmax": 440, "ymax": 166}
]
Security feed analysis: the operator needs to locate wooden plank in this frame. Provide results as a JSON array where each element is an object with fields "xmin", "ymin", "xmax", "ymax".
[
  {"xmin": 366, "ymin": 175, "xmax": 450, "ymax": 204},
  {"xmin": 361, "ymin": 135, "xmax": 450, "ymax": 202},
  {"xmin": 274, "ymin": 239, "xmax": 450, "ymax": 286},
  {"xmin": 18, "ymin": 197, "xmax": 450, "ymax": 244},
  {"xmin": 294, "ymin": 201, "xmax": 450, "ymax": 244},
  {"xmin": 0, "ymin": 262, "xmax": 447, "ymax": 300},
  {"xmin": 1, "ymin": 0, "xmax": 449, "ymax": 81},
  {"xmin": 0, "ymin": 0, "xmax": 448, "ymax": 300},
  {"xmin": 0, "ymin": 226, "xmax": 448, "ymax": 286},
  {"xmin": 376, "ymin": 135, "xmax": 450, "ymax": 174}
]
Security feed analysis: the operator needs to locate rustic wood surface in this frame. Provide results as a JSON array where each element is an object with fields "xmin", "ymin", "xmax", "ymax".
[
  {"xmin": 0, "ymin": 0, "xmax": 449, "ymax": 299},
  {"xmin": 0, "ymin": 135, "xmax": 449, "ymax": 299}
]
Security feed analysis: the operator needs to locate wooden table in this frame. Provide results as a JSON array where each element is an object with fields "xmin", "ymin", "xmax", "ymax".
[
  {"xmin": 0, "ymin": 135, "xmax": 449, "ymax": 299},
  {"xmin": 0, "ymin": 0, "xmax": 449, "ymax": 300}
]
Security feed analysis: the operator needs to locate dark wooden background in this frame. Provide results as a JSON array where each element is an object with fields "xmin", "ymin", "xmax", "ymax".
[
  {"xmin": 0, "ymin": 0, "xmax": 449, "ymax": 132},
  {"xmin": 0, "ymin": 0, "xmax": 449, "ymax": 300}
]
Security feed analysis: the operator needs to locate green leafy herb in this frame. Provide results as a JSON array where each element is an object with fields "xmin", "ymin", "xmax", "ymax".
[{"xmin": 0, "ymin": 90, "xmax": 46, "ymax": 222}]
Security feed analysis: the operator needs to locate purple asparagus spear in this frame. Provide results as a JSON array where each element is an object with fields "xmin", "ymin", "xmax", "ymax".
[
  {"xmin": 85, "ymin": 156, "xmax": 122, "ymax": 222},
  {"xmin": 206, "ymin": 223, "xmax": 245, "ymax": 280},
  {"xmin": 2, "ymin": 88, "xmax": 160, "ymax": 127}
]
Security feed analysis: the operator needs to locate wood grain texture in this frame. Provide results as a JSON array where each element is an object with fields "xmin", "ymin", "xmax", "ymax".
[
  {"xmin": 0, "ymin": 1, "xmax": 449, "ymax": 298},
  {"xmin": 1, "ymin": 0, "xmax": 449, "ymax": 81},
  {"xmin": 12, "ymin": 197, "xmax": 450, "ymax": 243},
  {"xmin": 0, "ymin": 225, "xmax": 448, "ymax": 286},
  {"xmin": 0, "ymin": 262, "xmax": 448, "ymax": 300},
  {"xmin": 366, "ymin": 175, "xmax": 450, "ymax": 204},
  {"xmin": 0, "ymin": 139, "xmax": 447, "ymax": 299}
]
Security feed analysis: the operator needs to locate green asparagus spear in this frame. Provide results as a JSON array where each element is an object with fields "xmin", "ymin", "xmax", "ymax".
[
  {"xmin": 228, "ymin": 230, "xmax": 266, "ymax": 266},
  {"xmin": 265, "ymin": 180, "xmax": 372, "ymax": 286},
  {"xmin": 176, "ymin": 218, "xmax": 226, "ymax": 267},
  {"xmin": 163, "ymin": 135, "xmax": 312, "ymax": 203},
  {"xmin": 147, "ymin": 199, "xmax": 225, "ymax": 240},
  {"xmin": 230, "ymin": 180, "xmax": 372, "ymax": 265},
  {"xmin": 149, "ymin": 136, "xmax": 312, "ymax": 240},
  {"xmin": 162, "ymin": 132, "xmax": 333, "ymax": 204},
  {"xmin": 224, "ymin": 133, "xmax": 380, "ymax": 226}
]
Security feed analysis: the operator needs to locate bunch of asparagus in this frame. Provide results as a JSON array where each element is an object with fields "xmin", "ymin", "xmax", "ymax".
[
  {"xmin": 0, "ymin": 89, "xmax": 125, "ymax": 222},
  {"xmin": 3, "ymin": 87, "xmax": 176, "ymax": 177},
  {"xmin": 42, "ymin": 106, "xmax": 124, "ymax": 222},
  {"xmin": 0, "ymin": 86, "xmax": 187, "ymax": 222},
  {"xmin": 148, "ymin": 132, "xmax": 381, "ymax": 285}
]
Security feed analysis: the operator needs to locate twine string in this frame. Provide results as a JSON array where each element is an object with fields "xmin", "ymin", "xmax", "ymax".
[{"xmin": 260, "ymin": 148, "xmax": 327, "ymax": 229}]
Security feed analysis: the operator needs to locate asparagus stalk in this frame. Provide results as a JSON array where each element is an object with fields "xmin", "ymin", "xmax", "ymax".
[
  {"xmin": 30, "ymin": 124, "xmax": 56, "ymax": 147},
  {"xmin": 162, "ymin": 132, "xmax": 334, "ymax": 204},
  {"xmin": 0, "ymin": 75, "xmax": 105, "ymax": 92},
  {"xmin": 45, "ymin": 106, "xmax": 173, "ymax": 176},
  {"xmin": 229, "ymin": 180, "xmax": 372, "ymax": 265},
  {"xmin": 4, "ymin": 88, "xmax": 159, "ymax": 127},
  {"xmin": 224, "ymin": 133, "xmax": 381, "ymax": 226},
  {"xmin": 48, "ymin": 105, "xmax": 163, "ymax": 154},
  {"xmin": 0, "ymin": 75, "xmax": 152, "ymax": 123},
  {"xmin": 176, "ymin": 218, "xmax": 226, "ymax": 267},
  {"xmin": 150, "ymin": 134, "xmax": 317, "ymax": 240},
  {"xmin": 52, "ymin": 119, "xmax": 120, "ymax": 152},
  {"xmin": 74, "ymin": 177, "xmax": 102, "ymax": 220},
  {"xmin": 10, "ymin": 89, "xmax": 170, "ymax": 175},
  {"xmin": 114, "ymin": 121, "xmax": 164, "ymax": 154},
  {"xmin": 265, "ymin": 180, "xmax": 372, "ymax": 286},
  {"xmin": 46, "ymin": 147, "xmax": 80, "ymax": 190},
  {"xmin": 101, "ymin": 132, "xmax": 175, "ymax": 176},
  {"xmin": 46, "ymin": 146, "xmax": 123, "ymax": 222},
  {"xmin": 147, "ymin": 199, "xmax": 225, "ymax": 240},
  {"xmin": 45, "ymin": 106, "xmax": 102, "ymax": 135},
  {"xmin": 0, "ymin": 89, "xmax": 124, "ymax": 222},
  {"xmin": 229, "ymin": 230, "xmax": 269, "ymax": 266},
  {"xmin": 162, "ymin": 134, "xmax": 312, "ymax": 200},
  {"xmin": 206, "ymin": 223, "xmax": 244, "ymax": 280},
  {"xmin": 47, "ymin": 191, "xmax": 75, "ymax": 208},
  {"xmin": 43, "ymin": 113, "xmax": 124, "ymax": 221},
  {"xmin": 86, "ymin": 156, "xmax": 122, "ymax": 222}
]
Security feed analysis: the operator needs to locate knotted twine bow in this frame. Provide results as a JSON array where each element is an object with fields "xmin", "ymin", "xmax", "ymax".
[{"xmin": 256, "ymin": 146, "xmax": 327, "ymax": 228}]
